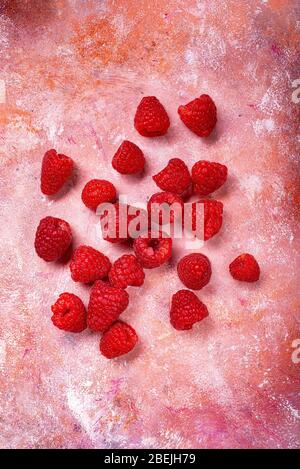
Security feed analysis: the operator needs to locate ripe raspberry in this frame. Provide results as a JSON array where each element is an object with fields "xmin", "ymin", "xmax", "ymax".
[
  {"xmin": 133, "ymin": 231, "xmax": 172, "ymax": 269},
  {"xmin": 178, "ymin": 94, "xmax": 217, "ymax": 137},
  {"xmin": 229, "ymin": 253, "xmax": 260, "ymax": 282},
  {"xmin": 51, "ymin": 293, "xmax": 87, "ymax": 333},
  {"xmin": 170, "ymin": 290, "xmax": 209, "ymax": 330},
  {"xmin": 70, "ymin": 245, "xmax": 111, "ymax": 283},
  {"xmin": 134, "ymin": 96, "xmax": 170, "ymax": 137},
  {"xmin": 190, "ymin": 199, "xmax": 223, "ymax": 241},
  {"xmin": 109, "ymin": 254, "xmax": 145, "ymax": 289},
  {"xmin": 81, "ymin": 179, "xmax": 116, "ymax": 211},
  {"xmin": 192, "ymin": 161, "xmax": 227, "ymax": 196},
  {"xmin": 153, "ymin": 158, "xmax": 191, "ymax": 195},
  {"xmin": 148, "ymin": 191, "xmax": 184, "ymax": 226},
  {"xmin": 34, "ymin": 216, "xmax": 72, "ymax": 262},
  {"xmin": 87, "ymin": 281, "xmax": 129, "ymax": 332},
  {"xmin": 177, "ymin": 253, "xmax": 211, "ymax": 290},
  {"xmin": 100, "ymin": 203, "xmax": 148, "ymax": 243},
  {"xmin": 41, "ymin": 149, "xmax": 74, "ymax": 195},
  {"xmin": 112, "ymin": 140, "xmax": 145, "ymax": 174},
  {"xmin": 202, "ymin": 199, "xmax": 223, "ymax": 241},
  {"xmin": 100, "ymin": 320, "xmax": 138, "ymax": 359}
]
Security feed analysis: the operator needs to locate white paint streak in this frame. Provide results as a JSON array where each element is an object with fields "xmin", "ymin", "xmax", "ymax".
[
  {"xmin": 239, "ymin": 174, "xmax": 263, "ymax": 200},
  {"xmin": 253, "ymin": 118, "xmax": 275, "ymax": 135},
  {"xmin": 0, "ymin": 79, "xmax": 5, "ymax": 103}
]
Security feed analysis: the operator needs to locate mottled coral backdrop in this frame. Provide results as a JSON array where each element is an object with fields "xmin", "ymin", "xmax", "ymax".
[{"xmin": 0, "ymin": 0, "xmax": 299, "ymax": 449}]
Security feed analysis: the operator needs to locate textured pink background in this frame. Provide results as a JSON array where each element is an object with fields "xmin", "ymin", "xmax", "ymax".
[{"xmin": 0, "ymin": 0, "xmax": 299, "ymax": 449}]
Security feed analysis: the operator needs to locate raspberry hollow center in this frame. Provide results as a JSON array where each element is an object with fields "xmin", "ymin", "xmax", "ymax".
[{"xmin": 145, "ymin": 239, "xmax": 160, "ymax": 255}]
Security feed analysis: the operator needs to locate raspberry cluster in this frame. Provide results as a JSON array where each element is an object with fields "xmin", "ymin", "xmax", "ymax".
[{"xmin": 35, "ymin": 94, "xmax": 261, "ymax": 359}]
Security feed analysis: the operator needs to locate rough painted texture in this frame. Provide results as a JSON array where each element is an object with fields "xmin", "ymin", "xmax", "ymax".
[{"xmin": 0, "ymin": 0, "xmax": 299, "ymax": 449}]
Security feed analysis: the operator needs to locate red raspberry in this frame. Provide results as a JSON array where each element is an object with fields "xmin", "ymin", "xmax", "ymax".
[
  {"xmin": 134, "ymin": 96, "xmax": 170, "ymax": 137},
  {"xmin": 70, "ymin": 245, "xmax": 111, "ymax": 283},
  {"xmin": 100, "ymin": 203, "xmax": 148, "ymax": 243},
  {"xmin": 41, "ymin": 149, "xmax": 74, "ymax": 195},
  {"xmin": 202, "ymin": 199, "xmax": 223, "ymax": 241},
  {"xmin": 100, "ymin": 320, "xmax": 138, "ymax": 359},
  {"xmin": 170, "ymin": 290, "xmax": 209, "ymax": 330},
  {"xmin": 190, "ymin": 199, "xmax": 223, "ymax": 241},
  {"xmin": 133, "ymin": 231, "xmax": 172, "ymax": 269},
  {"xmin": 152, "ymin": 158, "xmax": 191, "ymax": 195},
  {"xmin": 81, "ymin": 179, "xmax": 116, "ymax": 211},
  {"xmin": 192, "ymin": 161, "xmax": 227, "ymax": 196},
  {"xmin": 51, "ymin": 293, "xmax": 87, "ymax": 333},
  {"xmin": 112, "ymin": 140, "xmax": 145, "ymax": 174},
  {"xmin": 178, "ymin": 94, "xmax": 217, "ymax": 137},
  {"xmin": 148, "ymin": 191, "xmax": 184, "ymax": 226},
  {"xmin": 109, "ymin": 254, "xmax": 145, "ymax": 289},
  {"xmin": 34, "ymin": 216, "xmax": 72, "ymax": 262},
  {"xmin": 229, "ymin": 253, "xmax": 260, "ymax": 282},
  {"xmin": 87, "ymin": 281, "xmax": 129, "ymax": 332},
  {"xmin": 177, "ymin": 253, "xmax": 211, "ymax": 290}
]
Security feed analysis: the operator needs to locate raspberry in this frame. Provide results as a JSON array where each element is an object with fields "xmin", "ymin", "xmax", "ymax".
[
  {"xmin": 51, "ymin": 293, "xmax": 87, "ymax": 333},
  {"xmin": 100, "ymin": 203, "xmax": 148, "ymax": 243},
  {"xmin": 70, "ymin": 245, "xmax": 111, "ymax": 283},
  {"xmin": 190, "ymin": 199, "xmax": 223, "ymax": 241},
  {"xmin": 134, "ymin": 96, "xmax": 170, "ymax": 137},
  {"xmin": 202, "ymin": 199, "xmax": 223, "ymax": 241},
  {"xmin": 192, "ymin": 161, "xmax": 228, "ymax": 196},
  {"xmin": 34, "ymin": 216, "xmax": 72, "ymax": 262},
  {"xmin": 100, "ymin": 320, "xmax": 138, "ymax": 359},
  {"xmin": 148, "ymin": 191, "xmax": 184, "ymax": 226},
  {"xmin": 178, "ymin": 94, "xmax": 217, "ymax": 137},
  {"xmin": 229, "ymin": 253, "xmax": 260, "ymax": 282},
  {"xmin": 81, "ymin": 179, "xmax": 116, "ymax": 211},
  {"xmin": 41, "ymin": 149, "xmax": 74, "ymax": 195},
  {"xmin": 87, "ymin": 281, "xmax": 129, "ymax": 332},
  {"xmin": 152, "ymin": 158, "xmax": 191, "ymax": 195},
  {"xmin": 109, "ymin": 254, "xmax": 145, "ymax": 289},
  {"xmin": 133, "ymin": 231, "xmax": 172, "ymax": 269},
  {"xmin": 112, "ymin": 140, "xmax": 145, "ymax": 174},
  {"xmin": 170, "ymin": 290, "xmax": 209, "ymax": 330},
  {"xmin": 177, "ymin": 253, "xmax": 211, "ymax": 290}
]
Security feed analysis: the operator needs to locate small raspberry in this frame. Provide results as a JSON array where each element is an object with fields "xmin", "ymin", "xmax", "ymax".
[
  {"xmin": 202, "ymin": 199, "xmax": 223, "ymax": 241},
  {"xmin": 229, "ymin": 253, "xmax": 260, "ymax": 282},
  {"xmin": 177, "ymin": 253, "xmax": 211, "ymax": 290},
  {"xmin": 133, "ymin": 231, "xmax": 172, "ymax": 269},
  {"xmin": 170, "ymin": 290, "xmax": 209, "ymax": 330},
  {"xmin": 109, "ymin": 254, "xmax": 145, "ymax": 289},
  {"xmin": 100, "ymin": 320, "xmax": 138, "ymax": 359},
  {"xmin": 148, "ymin": 191, "xmax": 184, "ymax": 226},
  {"xmin": 112, "ymin": 140, "xmax": 145, "ymax": 174},
  {"xmin": 134, "ymin": 96, "xmax": 170, "ymax": 137},
  {"xmin": 51, "ymin": 293, "xmax": 87, "ymax": 333},
  {"xmin": 190, "ymin": 199, "xmax": 223, "ymax": 241},
  {"xmin": 81, "ymin": 179, "xmax": 116, "ymax": 211},
  {"xmin": 153, "ymin": 158, "xmax": 191, "ymax": 195},
  {"xmin": 100, "ymin": 203, "xmax": 148, "ymax": 243},
  {"xmin": 70, "ymin": 245, "xmax": 111, "ymax": 283},
  {"xmin": 34, "ymin": 216, "xmax": 72, "ymax": 262},
  {"xmin": 178, "ymin": 94, "xmax": 217, "ymax": 137},
  {"xmin": 192, "ymin": 161, "xmax": 228, "ymax": 196},
  {"xmin": 88, "ymin": 281, "xmax": 129, "ymax": 332},
  {"xmin": 41, "ymin": 149, "xmax": 74, "ymax": 195}
]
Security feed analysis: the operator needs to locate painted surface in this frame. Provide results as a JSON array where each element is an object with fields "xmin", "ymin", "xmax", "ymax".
[{"xmin": 0, "ymin": 0, "xmax": 299, "ymax": 448}]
